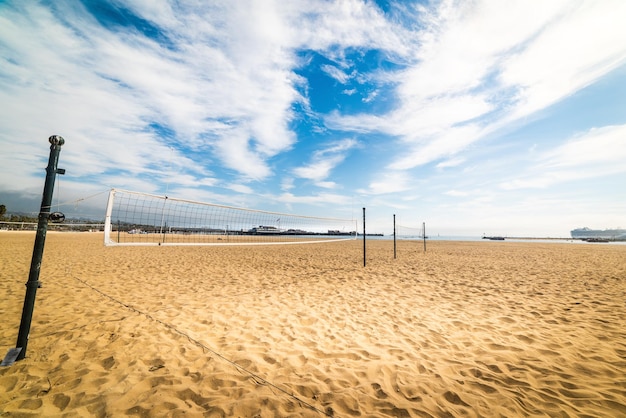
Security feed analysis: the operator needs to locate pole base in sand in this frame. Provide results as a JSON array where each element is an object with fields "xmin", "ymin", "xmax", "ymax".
[{"xmin": 1, "ymin": 347, "xmax": 22, "ymax": 367}]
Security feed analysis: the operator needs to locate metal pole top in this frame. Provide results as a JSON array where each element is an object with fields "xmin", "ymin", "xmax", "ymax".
[{"xmin": 49, "ymin": 135, "xmax": 65, "ymax": 146}]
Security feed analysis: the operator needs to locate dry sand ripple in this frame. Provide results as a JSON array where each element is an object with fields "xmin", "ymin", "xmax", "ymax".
[{"xmin": 1, "ymin": 232, "xmax": 625, "ymax": 417}]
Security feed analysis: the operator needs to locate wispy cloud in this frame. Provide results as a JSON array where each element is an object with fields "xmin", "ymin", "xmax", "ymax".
[
  {"xmin": 501, "ymin": 124, "xmax": 626, "ymax": 190},
  {"xmin": 445, "ymin": 189, "xmax": 469, "ymax": 197},
  {"xmin": 436, "ymin": 158, "xmax": 465, "ymax": 169},
  {"xmin": 278, "ymin": 191, "xmax": 351, "ymax": 206},
  {"xmin": 293, "ymin": 138, "xmax": 358, "ymax": 185},
  {"xmin": 357, "ymin": 170, "xmax": 413, "ymax": 195},
  {"xmin": 499, "ymin": 1, "xmax": 626, "ymax": 120},
  {"xmin": 0, "ymin": 1, "xmax": 302, "ymax": 185},
  {"xmin": 326, "ymin": 0, "xmax": 626, "ymax": 173},
  {"xmin": 227, "ymin": 183, "xmax": 255, "ymax": 194},
  {"xmin": 321, "ymin": 64, "xmax": 352, "ymax": 83}
]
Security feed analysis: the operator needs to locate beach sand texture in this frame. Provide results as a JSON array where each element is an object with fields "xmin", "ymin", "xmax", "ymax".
[{"xmin": 1, "ymin": 231, "xmax": 625, "ymax": 417}]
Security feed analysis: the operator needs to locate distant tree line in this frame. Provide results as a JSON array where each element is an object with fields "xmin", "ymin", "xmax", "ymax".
[
  {"xmin": 0, "ymin": 204, "xmax": 38, "ymax": 223},
  {"xmin": 0, "ymin": 204, "xmax": 103, "ymax": 231}
]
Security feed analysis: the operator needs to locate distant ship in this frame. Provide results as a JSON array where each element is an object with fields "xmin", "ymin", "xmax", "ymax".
[
  {"xmin": 248, "ymin": 225, "xmax": 283, "ymax": 234},
  {"xmin": 570, "ymin": 227, "xmax": 626, "ymax": 240}
]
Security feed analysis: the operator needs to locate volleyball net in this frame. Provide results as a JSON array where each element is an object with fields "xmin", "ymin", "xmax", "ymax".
[
  {"xmin": 104, "ymin": 189, "xmax": 357, "ymax": 246},
  {"xmin": 395, "ymin": 223, "xmax": 426, "ymax": 240}
]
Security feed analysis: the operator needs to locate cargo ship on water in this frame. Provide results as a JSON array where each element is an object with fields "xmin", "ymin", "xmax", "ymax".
[{"xmin": 570, "ymin": 227, "xmax": 626, "ymax": 241}]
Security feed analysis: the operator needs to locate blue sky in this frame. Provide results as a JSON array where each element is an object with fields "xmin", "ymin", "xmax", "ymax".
[{"xmin": 1, "ymin": 0, "xmax": 625, "ymax": 237}]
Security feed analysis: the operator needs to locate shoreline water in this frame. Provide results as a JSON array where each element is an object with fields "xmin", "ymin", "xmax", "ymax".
[
  {"xmin": 4, "ymin": 229, "xmax": 625, "ymax": 244},
  {"xmin": 373, "ymin": 233, "xmax": 626, "ymax": 245}
]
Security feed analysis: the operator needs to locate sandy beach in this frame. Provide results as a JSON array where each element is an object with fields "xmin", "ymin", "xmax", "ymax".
[{"xmin": 1, "ymin": 231, "xmax": 625, "ymax": 417}]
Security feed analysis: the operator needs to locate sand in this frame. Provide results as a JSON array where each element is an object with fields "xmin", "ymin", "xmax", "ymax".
[{"xmin": 1, "ymin": 231, "xmax": 625, "ymax": 417}]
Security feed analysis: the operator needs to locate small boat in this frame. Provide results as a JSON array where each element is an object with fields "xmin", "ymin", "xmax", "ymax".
[{"xmin": 583, "ymin": 238, "xmax": 609, "ymax": 243}]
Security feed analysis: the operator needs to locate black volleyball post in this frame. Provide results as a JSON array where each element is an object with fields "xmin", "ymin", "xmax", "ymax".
[
  {"xmin": 362, "ymin": 207, "xmax": 366, "ymax": 267},
  {"xmin": 393, "ymin": 214, "xmax": 396, "ymax": 259},
  {"xmin": 2, "ymin": 136, "xmax": 65, "ymax": 365},
  {"xmin": 423, "ymin": 222, "xmax": 426, "ymax": 253}
]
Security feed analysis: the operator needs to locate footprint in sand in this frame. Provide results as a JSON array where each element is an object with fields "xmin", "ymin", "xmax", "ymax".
[
  {"xmin": 102, "ymin": 356, "xmax": 115, "ymax": 370},
  {"xmin": 371, "ymin": 382, "xmax": 388, "ymax": 399},
  {"xmin": 54, "ymin": 393, "xmax": 71, "ymax": 411},
  {"xmin": 19, "ymin": 398, "xmax": 43, "ymax": 410}
]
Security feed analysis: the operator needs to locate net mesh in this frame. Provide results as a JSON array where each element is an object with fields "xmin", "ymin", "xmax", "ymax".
[
  {"xmin": 104, "ymin": 189, "xmax": 357, "ymax": 246},
  {"xmin": 396, "ymin": 223, "xmax": 426, "ymax": 240}
]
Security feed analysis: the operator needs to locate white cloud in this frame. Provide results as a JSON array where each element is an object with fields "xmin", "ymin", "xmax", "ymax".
[
  {"xmin": 445, "ymin": 190, "xmax": 469, "ymax": 197},
  {"xmin": 281, "ymin": 177, "xmax": 295, "ymax": 191},
  {"xmin": 315, "ymin": 181, "xmax": 337, "ymax": 189},
  {"xmin": 293, "ymin": 158, "xmax": 343, "ymax": 182},
  {"xmin": 0, "ymin": 0, "xmax": 478, "ymax": 194},
  {"xmin": 389, "ymin": 125, "xmax": 485, "ymax": 170},
  {"xmin": 321, "ymin": 64, "xmax": 351, "ymax": 83},
  {"xmin": 325, "ymin": 0, "xmax": 626, "ymax": 173},
  {"xmin": 500, "ymin": 124, "xmax": 626, "ymax": 190},
  {"xmin": 357, "ymin": 170, "xmax": 413, "ymax": 195},
  {"xmin": 278, "ymin": 192, "xmax": 351, "ymax": 206},
  {"xmin": 499, "ymin": 0, "xmax": 626, "ymax": 120},
  {"xmin": 362, "ymin": 90, "xmax": 379, "ymax": 103},
  {"xmin": 214, "ymin": 131, "xmax": 272, "ymax": 180},
  {"xmin": 293, "ymin": 138, "xmax": 358, "ymax": 182},
  {"xmin": 0, "ymin": 1, "xmax": 304, "ymax": 186},
  {"xmin": 436, "ymin": 158, "xmax": 465, "ymax": 169},
  {"xmin": 293, "ymin": 0, "xmax": 411, "ymax": 56},
  {"xmin": 404, "ymin": 0, "xmax": 569, "ymax": 99},
  {"xmin": 227, "ymin": 183, "xmax": 255, "ymax": 194},
  {"xmin": 542, "ymin": 125, "xmax": 626, "ymax": 169}
]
